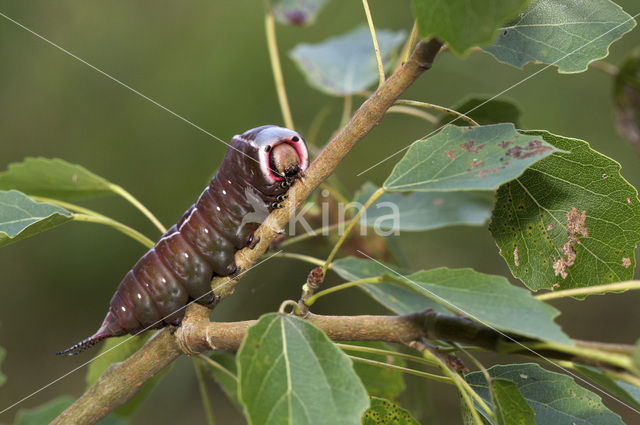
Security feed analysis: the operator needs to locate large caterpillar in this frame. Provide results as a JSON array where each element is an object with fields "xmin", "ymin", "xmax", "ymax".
[{"xmin": 58, "ymin": 125, "xmax": 309, "ymax": 355}]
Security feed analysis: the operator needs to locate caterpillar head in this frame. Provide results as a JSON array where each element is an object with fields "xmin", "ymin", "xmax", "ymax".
[{"xmin": 230, "ymin": 125, "xmax": 309, "ymax": 194}]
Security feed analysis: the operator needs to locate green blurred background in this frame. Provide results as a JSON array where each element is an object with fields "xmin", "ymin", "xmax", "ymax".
[{"xmin": 1, "ymin": 1, "xmax": 639, "ymax": 424}]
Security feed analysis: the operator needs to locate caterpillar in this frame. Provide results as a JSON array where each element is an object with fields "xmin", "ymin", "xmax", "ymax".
[{"xmin": 58, "ymin": 125, "xmax": 309, "ymax": 355}]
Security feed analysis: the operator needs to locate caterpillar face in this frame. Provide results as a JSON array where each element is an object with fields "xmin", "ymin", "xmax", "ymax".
[{"xmin": 236, "ymin": 125, "xmax": 309, "ymax": 186}]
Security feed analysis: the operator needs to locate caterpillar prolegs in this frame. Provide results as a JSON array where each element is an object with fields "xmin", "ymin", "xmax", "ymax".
[{"xmin": 58, "ymin": 125, "xmax": 309, "ymax": 355}]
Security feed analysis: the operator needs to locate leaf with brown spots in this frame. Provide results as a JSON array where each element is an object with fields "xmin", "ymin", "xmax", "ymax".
[
  {"xmin": 491, "ymin": 130, "xmax": 640, "ymax": 291},
  {"xmin": 362, "ymin": 397, "xmax": 420, "ymax": 425},
  {"xmin": 384, "ymin": 124, "xmax": 559, "ymax": 192}
]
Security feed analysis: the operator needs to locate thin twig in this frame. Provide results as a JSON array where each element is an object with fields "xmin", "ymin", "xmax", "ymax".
[
  {"xmin": 322, "ymin": 187, "xmax": 386, "ymax": 275},
  {"xmin": 265, "ymin": 10, "xmax": 294, "ymax": 129},
  {"xmin": 348, "ymin": 355, "xmax": 452, "ymax": 384},
  {"xmin": 394, "ymin": 99, "xmax": 479, "ymax": 126},
  {"xmin": 394, "ymin": 21, "xmax": 418, "ymax": 73},
  {"xmin": 72, "ymin": 214, "xmax": 155, "ymax": 248},
  {"xmin": 108, "ymin": 183, "xmax": 166, "ymax": 234},
  {"xmin": 535, "ymin": 281, "xmax": 640, "ymax": 301},
  {"xmin": 361, "ymin": 0, "xmax": 385, "ymax": 86},
  {"xmin": 387, "ymin": 105, "xmax": 438, "ymax": 123}
]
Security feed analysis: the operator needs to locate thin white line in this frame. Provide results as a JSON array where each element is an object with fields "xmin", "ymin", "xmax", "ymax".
[
  {"xmin": 0, "ymin": 250, "xmax": 283, "ymax": 416},
  {"xmin": 355, "ymin": 249, "xmax": 640, "ymax": 415},
  {"xmin": 356, "ymin": 11, "xmax": 640, "ymax": 177},
  {"xmin": 0, "ymin": 11, "xmax": 263, "ymax": 168}
]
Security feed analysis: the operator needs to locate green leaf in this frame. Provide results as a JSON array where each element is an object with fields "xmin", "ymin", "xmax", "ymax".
[
  {"xmin": 270, "ymin": 0, "xmax": 328, "ymax": 26},
  {"xmin": 85, "ymin": 334, "xmax": 163, "ymax": 418},
  {"xmin": 354, "ymin": 183, "xmax": 494, "ymax": 232},
  {"xmin": 331, "ymin": 257, "xmax": 447, "ymax": 315},
  {"xmin": 572, "ymin": 364, "xmax": 640, "ymax": 410},
  {"xmin": 14, "ymin": 397, "xmax": 74, "ymax": 425},
  {"xmin": 384, "ymin": 268, "xmax": 570, "ymax": 345},
  {"xmin": 383, "ymin": 124, "xmax": 559, "ymax": 192},
  {"xmin": 466, "ymin": 363, "xmax": 624, "ymax": 425},
  {"xmin": 615, "ymin": 50, "xmax": 640, "ymax": 150},
  {"xmin": 439, "ymin": 96, "xmax": 522, "ymax": 127},
  {"xmin": 0, "ymin": 346, "xmax": 6, "ymax": 388},
  {"xmin": 0, "ymin": 157, "xmax": 114, "ymax": 200},
  {"xmin": 483, "ymin": 0, "xmax": 637, "ymax": 73},
  {"xmin": 362, "ymin": 397, "xmax": 420, "ymax": 425},
  {"xmin": 237, "ymin": 313, "xmax": 369, "ymax": 425},
  {"xmin": 289, "ymin": 26, "xmax": 405, "ymax": 96},
  {"xmin": 0, "ymin": 190, "xmax": 72, "ymax": 248},
  {"xmin": 203, "ymin": 351, "xmax": 241, "ymax": 409},
  {"xmin": 490, "ymin": 378, "xmax": 535, "ymax": 425},
  {"xmin": 342, "ymin": 342, "xmax": 405, "ymax": 400},
  {"xmin": 490, "ymin": 130, "xmax": 640, "ymax": 291},
  {"xmin": 412, "ymin": 0, "xmax": 529, "ymax": 54}
]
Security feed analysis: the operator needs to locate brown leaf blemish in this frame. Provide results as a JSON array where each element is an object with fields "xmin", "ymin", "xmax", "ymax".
[
  {"xmin": 627, "ymin": 197, "xmax": 632, "ymax": 205},
  {"xmin": 513, "ymin": 245, "xmax": 520, "ymax": 266},
  {"xmin": 506, "ymin": 140, "xmax": 553, "ymax": 159},
  {"xmin": 445, "ymin": 149, "xmax": 456, "ymax": 160},
  {"xmin": 546, "ymin": 224, "xmax": 555, "ymax": 231},
  {"xmin": 460, "ymin": 141, "xmax": 485, "ymax": 154},
  {"xmin": 552, "ymin": 208, "xmax": 588, "ymax": 279},
  {"xmin": 498, "ymin": 141, "xmax": 512, "ymax": 149},
  {"xmin": 622, "ymin": 257, "xmax": 631, "ymax": 268},
  {"xmin": 432, "ymin": 198, "xmax": 445, "ymax": 206},
  {"xmin": 469, "ymin": 159, "xmax": 484, "ymax": 169}
]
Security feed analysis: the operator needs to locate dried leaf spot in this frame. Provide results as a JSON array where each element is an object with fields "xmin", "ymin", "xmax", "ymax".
[
  {"xmin": 498, "ymin": 140, "xmax": 512, "ymax": 148},
  {"xmin": 513, "ymin": 245, "xmax": 520, "ymax": 266},
  {"xmin": 469, "ymin": 159, "xmax": 484, "ymax": 169},
  {"xmin": 552, "ymin": 283, "xmax": 560, "ymax": 290},
  {"xmin": 546, "ymin": 224, "xmax": 555, "ymax": 231},
  {"xmin": 460, "ymin": 141, "xmax": 485, "ymax": 154},
  {"xmin": 566, "ymin": 207, "xmax": 588, "ymax": 239},
  {"xmin": 476, "ymin": 161, "xmax": 511, "ymax": 178},
  {"xmin": 553, "ymin": 208, "xmax": 588, "ymax": 279},
  {"xmin": 506, "ymin": 140, "xmax": 553, "ymax": 159},
  {"xmin": 445, "ymin": 149, "xmax": 457, "ymax": 160},
  {"xmin": 627, "ymin": 197, "xmax": 633, "ymax": 205},
  {"xmin": 622, "ymin": 257, "xmax": 631, "ymax": 268}
]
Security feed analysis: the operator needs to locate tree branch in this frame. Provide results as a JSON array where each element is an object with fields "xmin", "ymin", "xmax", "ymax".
[
  {"xmin": 52, "ymin": 39, "xmax": 444, "ymax": 425},
  {"xmin": 54, "ymin": 303, "xmax": 637, "ymax": 424}
]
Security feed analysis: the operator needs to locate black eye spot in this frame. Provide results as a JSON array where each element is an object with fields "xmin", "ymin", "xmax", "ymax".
[
  {"xmin": 291, "ymin": 136, "xmax": 299, "ymax": 142},
  {"xmin": 264, "ymin": 145, "xmax": 271, "ymax": 152}
]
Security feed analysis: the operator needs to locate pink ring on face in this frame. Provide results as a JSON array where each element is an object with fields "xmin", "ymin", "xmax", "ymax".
[{"xmin": 260, "ymin": 138, "xmax": 309, "ymax": 183}]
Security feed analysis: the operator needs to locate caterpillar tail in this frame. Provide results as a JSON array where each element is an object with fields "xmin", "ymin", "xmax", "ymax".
[
  {"xmin": 56, "ymin": 332, "xmax": 109, "ymax": 356},
  {"xmin": 56, "ymin": 313, "xmax": 123, "ymax": 356}
]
